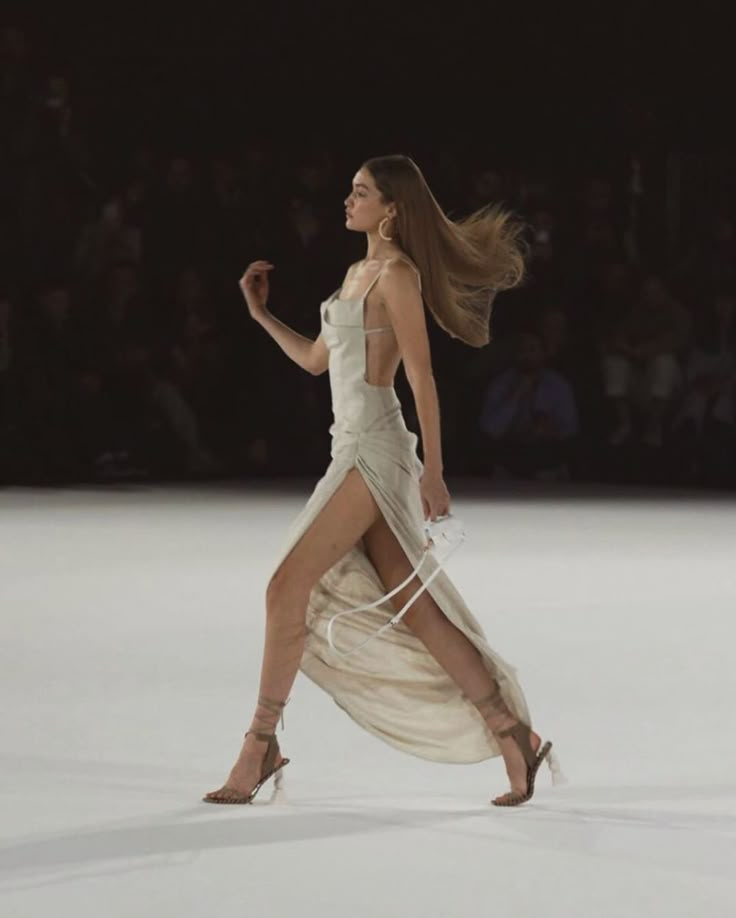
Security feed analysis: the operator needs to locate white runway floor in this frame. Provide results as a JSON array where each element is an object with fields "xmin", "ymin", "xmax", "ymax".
[{"xmin": 2, "ymin": 481, "xmax": 735, "ymax": 918}]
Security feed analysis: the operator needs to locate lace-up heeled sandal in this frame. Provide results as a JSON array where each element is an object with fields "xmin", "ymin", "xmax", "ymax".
[
  {"xmin": 491, "ymin": 721, "xmax": 553, "ymax": 807},
  {"xmin": 474, "ymin": 685, "xmax": 560, "ymax": 807},
  {"xmin": 202, "ymin": 695, "xmax": 290, "ymax": 805}
]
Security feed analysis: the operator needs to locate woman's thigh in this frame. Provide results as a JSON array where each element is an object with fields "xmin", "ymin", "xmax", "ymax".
[
  {"xmin": 269, "ymin": 467, "xmax": 381, "ymax": 597},
  {"xmin": 362, "ymin": 513, "xmax": 439, "ymax": 629}
]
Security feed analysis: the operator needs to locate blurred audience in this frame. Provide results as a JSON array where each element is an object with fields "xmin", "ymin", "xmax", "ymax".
[
  {"xmin": 670, "ymin": 289, "xmax": 736, "ymax": 484},
  {"xmin": 0, "ymin": 24, "xmax": 733, "ymax": 487},
  {"xmin": 478, "ymin": 330, "xmax": 579, "ymax": 480},
  {"xmin": 601, "ymin": 275, "xmax": 691, "ymax": 448}
]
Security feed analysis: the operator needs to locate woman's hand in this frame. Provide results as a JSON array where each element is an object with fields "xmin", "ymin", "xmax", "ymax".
[
  {"xmin": 420, "ymin": 470, "xmax": 451, "ymax": 521},
  {"xmin": 239, "ymin": 260, "xmax": 274, "ymax": 321}
]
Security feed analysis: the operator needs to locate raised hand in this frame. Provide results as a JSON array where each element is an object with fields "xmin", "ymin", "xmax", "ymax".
[{"xmin": 239, "ymin": 260, "xmax": 274, "ymax": 321}]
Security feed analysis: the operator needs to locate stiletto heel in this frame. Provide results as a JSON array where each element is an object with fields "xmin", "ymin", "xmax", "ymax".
[
  {"xmin": 270, "ymin": 767, "xmax": 287, "ymax": 803},
  {"xmin": 546, "ymin": 746, "xmax": 567, "ymax": 786}
]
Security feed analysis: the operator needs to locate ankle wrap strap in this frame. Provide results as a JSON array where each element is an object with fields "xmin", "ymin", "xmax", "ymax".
[
  {"xmin": 247, "ymin": 730, "xmax": 278, "ymax": 744},
  {"xmin": 471, "ymin": 683, "xmax": 512, "ymax": 723},
  {"xmin": 257, "ymin": 694, "xmax": 290, "ymax": 731},
  {"xmin": 497, "ymin": 722, "xmax": 537, "ymax": 768}
]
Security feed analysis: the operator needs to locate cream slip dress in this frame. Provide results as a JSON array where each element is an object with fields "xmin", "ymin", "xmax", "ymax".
[{"xmin": 270, "ymin": 258, "xmax": 532, "ymax": 763}]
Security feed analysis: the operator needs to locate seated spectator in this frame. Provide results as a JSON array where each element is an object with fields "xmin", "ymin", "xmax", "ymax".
[
  {"xmin": 18, "ymin": 281, "xmax": 103, "ymax": 479},
  {"xmin": 670, "ymin": 288, "xmax": 736, "ymax": 483},
  {"xmin": 0, "ymin": 293, "xmax": 15, "ymax": 472},
  {"xmin": 465, "ymin": 169, "xmax": 509, "ymax": 213},
  {"xmin": 537, "ymin": 306, "xmax": 573, "ymax": 372},
  {"xmin": 681, "ymin": 215, "xmax": 736, "ymax": 298},
  {"xmin": 478, "ymin": 330, "xmax": 579, "ymax": 479},
  {"xmin": 75, "ymin": 197, "xmax": 143, "ymax": 282},
  {"xmin": 537, "ymin": 303, "xmax": 603, "ymax": 414},
  {"xmin": 90, "ymin": 264, "xmax": 221, "ymax": 477},
  {"xmin": 165, "ymin": 267, "xmax": 233, "ymax": 465},
  {"xmin": 602, "ymin": 274, "xmax": 691, "ymax": 447},
  {"xmin": 0, "ymin": 293, "xmax": 12, "ymax": 386},
  {"xmin": 147, "ymin": 156, "xmax": 210, "ymax": 277}
]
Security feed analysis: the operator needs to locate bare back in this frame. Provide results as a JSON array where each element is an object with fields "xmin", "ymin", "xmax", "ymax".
[{"xmin": 336, "ymin": 255, "xmax": 422, "ymax": 387}]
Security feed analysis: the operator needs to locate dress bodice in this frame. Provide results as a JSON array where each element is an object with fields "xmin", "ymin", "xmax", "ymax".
[
  {"xmin": 320, "ymin": 292, "xmax": 400, "ymax": 433},
  {"xmin": 319, "ymin": 257, "xmax": 422, "ymax": 444}
]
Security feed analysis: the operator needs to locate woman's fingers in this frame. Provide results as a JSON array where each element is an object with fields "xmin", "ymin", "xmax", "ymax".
[
  {"xmin": 240, "ymin": 261, "xmax": 274, "ymax": 276},
  {"xmin": 240, "ymin": 264, "xmax": 274, "ymax": 288},
  {"xmin": 426, "ymin": 502, "xmax": 451, "ymax": 522},
  {"xmin": 242, "ymin": 266, "xmax": 273, "ymax": 282}
]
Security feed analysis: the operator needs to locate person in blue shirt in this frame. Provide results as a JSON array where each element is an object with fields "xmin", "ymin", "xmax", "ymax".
[{"xmin": 479, "ymin": 329, "xmax": 579, "ymax": 478}]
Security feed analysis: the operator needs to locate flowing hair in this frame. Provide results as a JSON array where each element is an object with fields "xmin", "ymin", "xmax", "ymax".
[{"xmin": 363, "ymin": 154, "xmax": 527, "ymax": 347}]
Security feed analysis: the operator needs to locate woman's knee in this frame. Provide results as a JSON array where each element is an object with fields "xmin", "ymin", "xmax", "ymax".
[{"xmin": 266, "ymin": 564, "xmax": 311, "ymax": 615}]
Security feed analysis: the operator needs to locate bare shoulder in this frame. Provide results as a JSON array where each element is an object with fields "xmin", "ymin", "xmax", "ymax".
[{"xmin": 380, "ymin": 256, "xmax": 422, "ymax": 296}]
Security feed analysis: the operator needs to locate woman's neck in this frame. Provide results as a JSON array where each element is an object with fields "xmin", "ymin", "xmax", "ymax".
[{"xmin": 365, "ymin": 231, "xmax": 401, "ymax": 261}]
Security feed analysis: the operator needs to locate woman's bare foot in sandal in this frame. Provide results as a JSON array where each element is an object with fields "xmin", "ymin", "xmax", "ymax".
[
  {"xmin": 203, "ymin": 732, "xmax": 286, "ymax": 803},
  {"xmin": 203, "ymin": 695, "xmax": 290, "ymax": 804},
  {"xmin": 472, "ymin": 683, "xmax": 553, "ymax": 807},
  {"xmin": 492, "ymin": 726, "xmax": 542, "ymax": 805}
]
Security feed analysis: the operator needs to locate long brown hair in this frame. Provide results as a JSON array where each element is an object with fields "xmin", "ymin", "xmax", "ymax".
[{"xmin": 363, "ymin": 154, "xmax": 526, "ymax": 347}]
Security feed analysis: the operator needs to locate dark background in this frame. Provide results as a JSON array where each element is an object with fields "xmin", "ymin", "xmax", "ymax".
[{"xmin": 1, "ymin": 2, "xmax": 734, "ymax": 486}]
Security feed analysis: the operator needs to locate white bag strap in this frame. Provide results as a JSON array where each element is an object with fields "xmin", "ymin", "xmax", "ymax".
[{"xmin": 326, "ymin": 516, "xmax": 466, "ymax": 657}]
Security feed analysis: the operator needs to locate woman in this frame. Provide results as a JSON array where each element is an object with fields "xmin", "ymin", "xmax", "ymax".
[{"xmin": 203, "ymin": 154, "xmax": 557, "ymax": 808}]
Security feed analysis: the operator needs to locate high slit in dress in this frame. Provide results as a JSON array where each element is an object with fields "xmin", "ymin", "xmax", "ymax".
[{"xmin": 270, "ymin": 260, "xmax": 532, "ymax": 763}]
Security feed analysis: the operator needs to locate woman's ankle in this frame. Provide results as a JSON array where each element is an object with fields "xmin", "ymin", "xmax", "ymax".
[
  {"xmin": 250, "ymin": 694, "xmax": 289, "ymax": 734},
  {"xmin": 470, "ymin": 684, "xmax": 519, "ymax": 735}
]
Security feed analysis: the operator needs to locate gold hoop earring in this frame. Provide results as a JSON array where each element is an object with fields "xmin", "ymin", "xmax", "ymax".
[{"xmin": 378, "ymin": 217, "xmax": 394, "ymax": 242}]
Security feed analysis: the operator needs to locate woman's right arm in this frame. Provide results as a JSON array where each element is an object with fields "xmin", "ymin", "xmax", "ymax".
[
  {"xmin": 239, "ymin": 260, "xmax": 328, "ymax": 376},
  {"xmin": 256, "ymin": 312, "xmax": 329, "ymax": 376}
]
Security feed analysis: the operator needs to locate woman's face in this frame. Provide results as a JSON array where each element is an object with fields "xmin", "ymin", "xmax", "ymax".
[{"xmin": 343, "ymin": 168, "xmax": 395, "ymax": 234}]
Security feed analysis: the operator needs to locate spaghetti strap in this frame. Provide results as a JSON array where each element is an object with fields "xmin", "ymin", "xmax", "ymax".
[
  {"xmin": 332, "ymin": 256, "xmax": 423, "ymax": 304},
  {"xmin": 361, "ymin": 267, "xmax": 384, "ymax": 300},
  {"xmin": 363, "ymin": 255, "xmax": 422, "ymax": 300},
  {"xmin": 389, "ymin": 255, "xmax": 422, "ymax": 293}
]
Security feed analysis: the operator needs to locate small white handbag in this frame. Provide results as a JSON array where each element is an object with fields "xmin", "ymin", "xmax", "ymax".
[{"xmin": 326, "ymin": 515, "xmax": 466, "ymax": 657}]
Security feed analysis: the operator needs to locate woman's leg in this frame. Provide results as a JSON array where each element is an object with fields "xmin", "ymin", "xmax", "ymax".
[
  {"xmin": 362, "ymin": 515, "xmax": 541, "ymax": 801},
  {"xmin": 205, "ymin": 468, "xmax": 381, "ymax": 800}
]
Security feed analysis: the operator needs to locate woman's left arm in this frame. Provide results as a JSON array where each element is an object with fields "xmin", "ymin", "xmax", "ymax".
[{"xmin": 379, "ymin": 261, "xmax": 450, "ymax": 521}]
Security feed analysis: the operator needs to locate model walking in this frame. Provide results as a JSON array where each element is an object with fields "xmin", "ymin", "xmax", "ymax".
[{"xmin": 204, "ymin": 154, "xmax": 556, "ymax": 808}]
